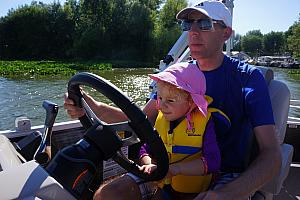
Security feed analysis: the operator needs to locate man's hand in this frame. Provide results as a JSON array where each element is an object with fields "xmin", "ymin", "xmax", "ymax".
[{"xmin": 64, "ymin": 92, "xmax": 85, "ymax": 119}]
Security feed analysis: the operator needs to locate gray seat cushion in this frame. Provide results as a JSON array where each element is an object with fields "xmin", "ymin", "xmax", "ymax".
[
  {"xmin": 256, "ymin": 66, "xmax": 274, "ymax": 86},
  {"xmin": 255, "ymin": 73, "xmax": 293, "ymax": 196}
]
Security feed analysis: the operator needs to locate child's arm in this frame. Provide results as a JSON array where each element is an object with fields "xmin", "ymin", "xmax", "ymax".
[
  {"xmin": 140, "ymin": 154, "xmax": 152, "ymax": 165},
  {"xmin": 139, "ymin": 155, "xmax": 157, "ymax": 174},
  {"xmin": 167, "ymin": 118, "xmax": 220, "ymax": 178},
  {"xmin": 167, "ymin": 157, "xmax": 206, "ymax": 177},
  {"xmin": 138, "ymin": 144, "xmax": 157, "ymax": 174},
  {"xmin": 201, "ymin": 118, "xmax": 221, "ymax": 174}
]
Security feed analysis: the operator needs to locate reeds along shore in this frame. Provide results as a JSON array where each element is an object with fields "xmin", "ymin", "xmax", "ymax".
[{"xmin": 0, "ymin": 60, "xmax": 112, "ymax": 77}]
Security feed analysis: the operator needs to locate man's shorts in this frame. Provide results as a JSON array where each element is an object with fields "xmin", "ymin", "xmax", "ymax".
[
  {"xmin": 211, "ymin": 172, "xmax": 253, "ymax": 200},
  {"xmin": 127, "ymin": 173, "xmax": 199, "ymax": 200},
  {"xmin": 210, "ymin": 172, "xmax": 241, "ymax": 190}
]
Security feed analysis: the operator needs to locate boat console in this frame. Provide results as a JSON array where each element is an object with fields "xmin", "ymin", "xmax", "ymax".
[{"xmin": 0, "ymin": 135, "xmax": 76, "ymax": 199}]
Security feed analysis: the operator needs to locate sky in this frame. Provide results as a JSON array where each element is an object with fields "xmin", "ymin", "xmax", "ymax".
[{"xmin": 0, "ymin": 0, "xmax": 299, "ymax": 36}]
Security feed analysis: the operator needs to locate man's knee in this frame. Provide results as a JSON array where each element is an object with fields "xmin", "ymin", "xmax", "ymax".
[
  {"xmin": 93, "ymin": 183, "xmax": 115, "ymax": 200},
  {"xmin": 93, "ymin": 175, "xmax": 141, "ymax": 200}
]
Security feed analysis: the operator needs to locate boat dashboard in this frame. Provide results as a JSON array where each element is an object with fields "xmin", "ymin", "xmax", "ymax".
[
  {"xmin": 0, "ymin": 119, "xmax": 129, "ymax": 200},
  {"xmin": 0, "ymin": 134, "xmax": 77, "ymax": 199}
]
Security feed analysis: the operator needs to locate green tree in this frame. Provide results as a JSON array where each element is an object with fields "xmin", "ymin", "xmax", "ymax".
[
  {"xmin": 0, "ymin": 2, "xmax": 74, "ymax": 59},
  {"xmin": 125, "ymin": 1, "xmax": 154, "ymax": 61},
  {"xmin": 247, "ymin": 30, "xmax": 263, "ymax": 37},
  {"xmin": 139, "ymin": 0, "xmax": 162, "ymax": 10},
  {"xmin": 64, "ymin": 0, "xmax": 81, "ymax": 27},
  {"xmin": 153, "ymin": 0, "xmax": 187, "ymax": 61},
  {"xmin": 287, "ymin": 15, "xmax": 300, "ymax": 58},
  {"xmin": 72, "ymin": 0, "xmax": 160, "ymax": 61},
  {"xmin": 241, "ymin": 30, "xmax": 263, "ymax": 57},
  {"xmin": 108, "ymin": 0, "xmax": 128, "ymax": 58},
  {"xmin": 0, "ymin": 0, "xmax": 192, "ymax": 64},
  {"xmin": 79, "ymin": 0, "xmax": 111, "ymax": 29},
  {"xmin": 71, "ymin": 0, "xmax": 113, "ymax": 59},
  {"xmin": 263, "ymin": 31, "xmax": 285, "ymax": 55}
]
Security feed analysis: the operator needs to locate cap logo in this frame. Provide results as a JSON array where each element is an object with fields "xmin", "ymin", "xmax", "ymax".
[{"xmin": 195, "ymin": 3, "xmax": 204, "ymax": 7}]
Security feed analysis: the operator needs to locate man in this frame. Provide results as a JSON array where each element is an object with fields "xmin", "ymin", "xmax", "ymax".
[{"xmin": 64, "ymin": 1, "xmax": 281, "ymax": 199}]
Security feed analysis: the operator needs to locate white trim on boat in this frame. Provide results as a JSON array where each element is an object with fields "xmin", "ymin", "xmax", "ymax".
[
  {"xmin": 287, "ymin": 116, "xmax": 300, "ymax": 125},
  {"xmin": 291, "ymin": 163, "xmax": 300, "ymax": 168},
  {"xmin": 290, "ymin": 105, "xmax": 300, "ymax": 109},
  {"xmin": 0, "ymin": 120, "xmax": 82, "ymax": 138},
  {"xmin": 290, "ymin": 99, "xmax": 300, "ymax": 103}
]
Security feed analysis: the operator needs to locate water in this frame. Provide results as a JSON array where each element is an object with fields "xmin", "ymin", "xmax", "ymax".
[
  {"xmin": 272, "ymin": 67, "xmax": 300, "ymax": 118},
  {"xmin": 0, "ymin": 68, "xmax": 154, "ymax": 130},
  {"xmin": 0, "ymin": 67, "xmax": 299, "ymax": 130}
]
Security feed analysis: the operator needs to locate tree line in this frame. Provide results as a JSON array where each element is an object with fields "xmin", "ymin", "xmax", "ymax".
[
  {"xmin": 0, "ymin": 0, "xmax": 187, "ymax": 65},
  {"xmin": 232, "ymin": 16, "xmax": 300, "ymax": 58},
  {"xmin": 0, "ymin": 0, "xmax": 299, "ymax": 64}
]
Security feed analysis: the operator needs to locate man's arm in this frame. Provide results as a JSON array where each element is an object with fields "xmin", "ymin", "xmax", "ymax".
[
  {"xmin": 94, "ymin": 98, "xmax": 158, "ymax": 124},
  {"xmin": 195, "ymin": 124, "xmax": 282, "ymax": 200},
  {"xmin": 64, "ymin": 92, "xmax": 158, "ymax": 124},
  {"xmin": 142, "ymin": 99, "xmax": 158, "ymax": 125}
]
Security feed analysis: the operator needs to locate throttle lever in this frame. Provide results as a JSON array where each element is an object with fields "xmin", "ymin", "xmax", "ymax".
[{"xmin": 34, "ymin": 100, "xmax": 59, "ymax": 165}]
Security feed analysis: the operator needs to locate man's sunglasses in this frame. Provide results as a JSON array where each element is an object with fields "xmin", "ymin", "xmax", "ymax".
[{"xmin": 180, "ymin": 18, "xmax": 227, "ymax": 32}]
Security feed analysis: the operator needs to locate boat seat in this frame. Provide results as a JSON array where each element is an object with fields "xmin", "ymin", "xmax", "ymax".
[
  {"xmin": 256, "ymin": 66, "xmax": 274, "ymax": 85},
  {"xmin": 253, "ymin": 67, "xmax": 294, "ymax": 199}
]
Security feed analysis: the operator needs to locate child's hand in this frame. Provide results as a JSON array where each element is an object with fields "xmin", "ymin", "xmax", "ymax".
[{"xmin": 139, "ymin": 164, "xmax": 157, "ymax": 174}]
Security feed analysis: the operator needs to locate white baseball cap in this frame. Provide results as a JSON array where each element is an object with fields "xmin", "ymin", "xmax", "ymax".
[{"xmin": 176, "ymin": 0, "xmax": 232, "ymax": 28}]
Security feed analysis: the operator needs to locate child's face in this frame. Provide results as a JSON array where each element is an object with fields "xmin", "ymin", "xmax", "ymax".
[{"xmin": 157, "ymin": 86, "xmax": 191, "ymax": 121}]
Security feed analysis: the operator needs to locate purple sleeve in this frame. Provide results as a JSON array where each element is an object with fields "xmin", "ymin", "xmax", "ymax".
[
  {"xmin": 202, "ymin": 118, "xmax": 221, "ymax": 173},
  {"xmin": 139, "ymin": 143, "xmax": 150, "ymax": 159}
]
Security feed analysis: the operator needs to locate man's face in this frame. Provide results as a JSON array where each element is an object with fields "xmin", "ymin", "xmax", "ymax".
[{"xmin": 187, "ymin": 11, "xmax": 228, "ymax": 60}]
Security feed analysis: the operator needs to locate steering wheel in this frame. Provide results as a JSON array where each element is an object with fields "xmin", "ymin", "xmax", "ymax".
[{"xmin": 67, "ymin": 72, "xmax": 169, "ymax": 181}]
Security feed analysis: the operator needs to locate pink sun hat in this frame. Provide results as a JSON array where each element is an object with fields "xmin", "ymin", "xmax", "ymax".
[{"xmin": 149, "ymin": 62, "xmax": 207, "ymax": 116}]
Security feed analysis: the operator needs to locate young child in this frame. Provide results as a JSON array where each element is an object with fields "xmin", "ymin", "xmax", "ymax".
[{"xmin": 134, "ymin": 62, "xmax": 229, "ymax": 199}]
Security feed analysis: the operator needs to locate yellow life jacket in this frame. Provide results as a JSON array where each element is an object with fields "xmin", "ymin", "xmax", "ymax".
[
  {"xmin": 154, "ymin": 96, "xmax": 230, "ymax": 193},
  {"xmin": 154, "ymin": 109, "xmax": 210, "ymax": 193}
]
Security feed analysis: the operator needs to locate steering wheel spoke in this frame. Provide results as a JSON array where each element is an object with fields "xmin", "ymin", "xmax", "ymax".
[
  {"xmin": 81, "ymin": 98, "xmax": 106, "ymax": 126},
  {"xmin": 108, "ymin": 122, "xmax": 140, "ymax": 147}
]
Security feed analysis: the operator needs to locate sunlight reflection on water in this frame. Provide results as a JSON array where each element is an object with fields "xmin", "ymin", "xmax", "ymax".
[
  {"xmin": 0, "ymin": 67, "xmax": 299, "ymax": 130},
  {"xmin": 0, "ymin": 68, "xmax": 153, "ymax": 130}
]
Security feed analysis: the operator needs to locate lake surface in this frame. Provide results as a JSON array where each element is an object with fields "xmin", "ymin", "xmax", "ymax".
[
  {"xmin": 0, "ymin": 67, "xmax": 299, "ymax": 130},
  {"xmin": 273, "ymin": 67, "xmax": 300, "ymax": 118}
]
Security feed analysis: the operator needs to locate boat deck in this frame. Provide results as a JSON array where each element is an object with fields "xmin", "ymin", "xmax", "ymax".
[{"xmin": 275, "ymin": 163, "xmax": 300, "ymax": 200}]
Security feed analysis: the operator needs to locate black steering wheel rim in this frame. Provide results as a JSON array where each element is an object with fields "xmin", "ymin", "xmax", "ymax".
[{"xmin": 67, "ymin": 72, "xmax": 169, "ymax": 181}]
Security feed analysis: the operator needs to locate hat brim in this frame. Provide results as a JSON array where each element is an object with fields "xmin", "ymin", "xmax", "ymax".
[
  {"xmin": 149, "ymin": 73, "xmax": 181, "ymax": 90},
  {"xmin": 150, "ymin": 73, "xmax": 208, "ymax": 116},
  {"xmin": 176, "ymin": 7, "xmax": 210, "ymax": 20}
]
